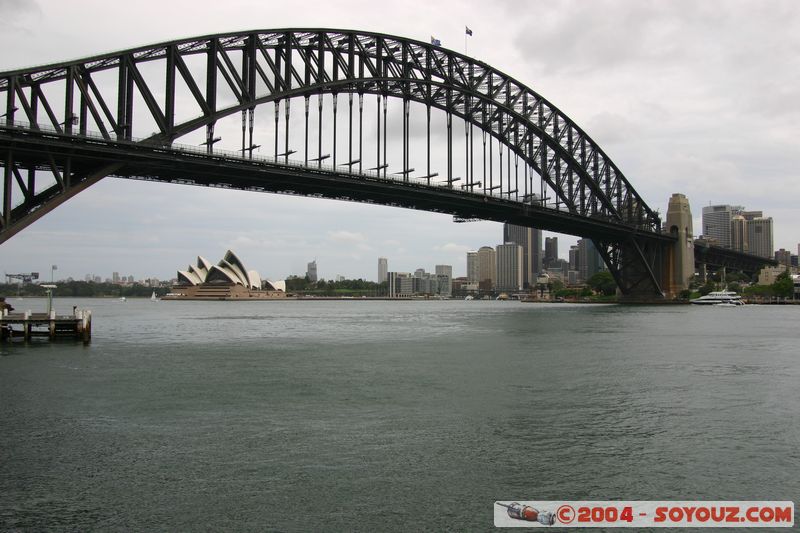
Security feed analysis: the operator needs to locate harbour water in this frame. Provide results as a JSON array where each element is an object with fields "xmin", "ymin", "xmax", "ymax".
[{"xmin": 1, "ymin": 299, "xmax": 798, "ymax": 530}]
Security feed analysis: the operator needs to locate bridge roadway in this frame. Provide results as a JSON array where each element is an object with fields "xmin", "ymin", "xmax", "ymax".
[{"xmin": 1, "ymin": 122, "xmax": 675, "ymax": 246}]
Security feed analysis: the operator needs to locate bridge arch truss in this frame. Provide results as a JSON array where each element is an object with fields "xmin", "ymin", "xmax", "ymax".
[{"xmin": 1, "ymin": 29, "xmax": 669, "ymax": 296}]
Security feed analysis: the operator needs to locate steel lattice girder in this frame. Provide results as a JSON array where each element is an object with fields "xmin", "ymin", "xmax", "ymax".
[
  {"xmin": 1, "ymin": 29, "xmax": 670, "ymax": 295},
  {"xmin": 1, "ymin": 29, "xmax": 660, "ymax": 228}
]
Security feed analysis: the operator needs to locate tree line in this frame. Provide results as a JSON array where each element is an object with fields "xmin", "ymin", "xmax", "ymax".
[{"xmin": 0, "ymin": 281, "xmax": 164, "ymax": 298}]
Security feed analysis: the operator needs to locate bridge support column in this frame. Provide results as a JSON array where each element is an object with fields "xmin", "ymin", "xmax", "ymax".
[
  {"xmin": 664, "ymin": 193, "xmax": 694, "ymax": 298},
  {"xmin": 596, "ymin": 237, "xmax": 666, "ymax": 302}
]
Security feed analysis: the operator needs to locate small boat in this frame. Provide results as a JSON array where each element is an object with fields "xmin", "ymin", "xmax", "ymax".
[
  {"xmin": 150, "ymin": 291, "xmax": 158, "ymax": 302},
  {"xmin": 119, "ymin": 297, "xmax": 127, "ymax": 302},
  {"xmin": 690, "ymin": 290, "xmax": 744, "ymax": 305},
  {"xmin": 464, "ymin": 295, "xmax": 474, "ymax": 301}
]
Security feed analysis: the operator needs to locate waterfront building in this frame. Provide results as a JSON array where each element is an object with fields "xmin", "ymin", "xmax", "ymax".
[
  {"xmin": 435, "ymin": 265, "xmax": 453, "ymax": 297},
  {"xmin": 757, "ymin": 265, "xmax": 787, "ymax": 286},
  {"xmin": 496, "ymin": 243, "xmax": 523, "ymax": 291},
  {"xmin": 307, "ymin": 260, "xmax": 318, "ymax": 282},
  {"xmin": 477, "ymin": 246, "xmax": 497, "ymax": 289},
  {"xmin": 169, "ymin": 250, "xmax": 285, "ymax": 300},
  {"xmin": 702, "ymin": 204, "xmax": 744, "ymax": 249},
  {"xmin": 451, "ymin": 277, "xmax": 478, "ymax": 296},
  {"xmin": 502, "ymin": 223, "xmax": 541, "ymax": 287},
  {"xmin": 435, "ymin": 274, "xmax": 452, "ymax": 297},
  {"xmin": 378, "ymin": 257, "xmax": 388, "ymax": 283},
  {"xmin": 466, "ymin": 251, "xmax": 479, "ymax": 282},
  {"xmin": 387, "ymin": 272, "xmax": 413, "ymax": 298}
]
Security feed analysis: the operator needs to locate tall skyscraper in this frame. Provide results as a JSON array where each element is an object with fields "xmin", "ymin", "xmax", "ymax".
[
  {"xmin": 477, "ymin": 246, "xmax": 497, "ymax": 288},
  {"xmin": 496, "ymin": 243, "xmax": 523, "ymax": 291},
  {"xmin": 731, "ymin": 215, "xmax": 748, "ymax": 253},
  {"xmin": 568, "ymin": 245, "xmax": 579, "ymax": 272},
  {"xmin": 435, "ymin": 265, "xmax": 453, "ymax": 297},
  {"xmin": 544, "ymin": 237, "xmax": 559, "ymax": 268},
  {"xmin": 466, "ymin": 251, "xmax": 479, "ymax": 282},
  {"xmin": 702, "ymin": 204, "xmax": 744, "ymax": 248},
  {"xmin": 306, "ymin": 260, "xmax": 318, "ymax": 282},
  {"xmin": 747, "ymin": 217, "xmax": 774, "ymax": 259},
  {"xmin": 503, "ymin": 223, "xmax": 541, "ymax": 287},
  {"xmin": 531, "ymin": 228, "xmax": 542, "ymax": 276},
  {"xmin": 577, "ymin": 238, "xmax": 604, "ymax": 282},
  {"xmin": 378, "ymin": 257, "xmax": 388, "ymax": 283}
]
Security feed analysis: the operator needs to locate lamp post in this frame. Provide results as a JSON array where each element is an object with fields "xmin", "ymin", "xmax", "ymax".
[{"xmin": 41, "ymin": 284, "xmax": 57, "ymax": 316}]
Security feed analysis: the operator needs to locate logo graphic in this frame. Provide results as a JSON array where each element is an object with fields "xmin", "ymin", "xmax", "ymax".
[
  {"xmin": 496, "ymin": 502, "xmax": 556, "ymax": 526},
  {"xmin": 557, "ymin": 504, "xmax": 576, "ymax": 524}
]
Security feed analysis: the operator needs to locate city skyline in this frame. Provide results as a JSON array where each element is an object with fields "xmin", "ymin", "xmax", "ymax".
[{"xmin": 2, "ymin": 1, "xmax": 799, "ymax": 281}]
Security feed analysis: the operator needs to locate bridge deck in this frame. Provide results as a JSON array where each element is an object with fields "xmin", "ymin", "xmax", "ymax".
[{"xmin": 1, "ymin": 123, "xmax": 674, "ymax": 245}]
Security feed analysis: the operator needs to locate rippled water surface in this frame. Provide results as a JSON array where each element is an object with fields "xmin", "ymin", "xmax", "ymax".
[{"xmin": 1, "ymin": 299, "xmax": 798, "ymax": 530}]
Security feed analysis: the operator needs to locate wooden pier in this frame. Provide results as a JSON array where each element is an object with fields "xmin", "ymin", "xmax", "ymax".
[{"xmin": 1, "ymin": 309, "xmax": 92, "ymax": 343}]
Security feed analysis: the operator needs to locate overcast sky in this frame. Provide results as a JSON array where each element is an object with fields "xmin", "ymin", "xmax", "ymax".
[{"xmin": 1, "ymin": 0, "xmax": 798, "ymax": 283}]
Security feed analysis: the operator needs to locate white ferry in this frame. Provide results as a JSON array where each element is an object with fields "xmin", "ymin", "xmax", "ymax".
[{"xmin": 690, "ymin": 290, "xmax": 745, "ymax": 306}]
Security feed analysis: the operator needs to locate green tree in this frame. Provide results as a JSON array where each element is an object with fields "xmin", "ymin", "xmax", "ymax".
[
  {"xmin": 726, "ymin": 282, "xmax": 741, "ymax": 294},
  {"xmin": 772, "ymin": 270, "xmax": 793, "ymax": 298},
  {"xmin": 698, "ymin": 281, "xmax": 717, "ymax": 296},
  {"xmin": 548, "ymin": 279, "xmax": 564, "ymax": 293},
  {"xmin": 587, "ymin": 271, "xmax": 617, "ymax": 296}
]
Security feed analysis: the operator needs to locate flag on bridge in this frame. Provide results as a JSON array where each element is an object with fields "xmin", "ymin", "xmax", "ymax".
[
  {"xmin": 465, "ymin": 26, "xmax": 473, "ymax": 36},
  {"xmin": 431, "ymin": 36, "xmax": 441, "ymax": 46}
]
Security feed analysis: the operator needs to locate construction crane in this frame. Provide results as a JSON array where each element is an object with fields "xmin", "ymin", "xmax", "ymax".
[{"xmin": 5, "ymin": 272, "xmax": 40, "ymax": 284}]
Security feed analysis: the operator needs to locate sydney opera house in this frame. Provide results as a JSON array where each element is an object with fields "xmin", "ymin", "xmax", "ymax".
[{"xmin": 163, "ymin": 250, "xmax": 287, "ymax": 300}]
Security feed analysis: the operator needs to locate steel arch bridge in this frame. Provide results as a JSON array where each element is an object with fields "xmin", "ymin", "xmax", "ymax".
[{"xmin": 1, "ymin": 28, "xmax": 675, "ymax": 297}]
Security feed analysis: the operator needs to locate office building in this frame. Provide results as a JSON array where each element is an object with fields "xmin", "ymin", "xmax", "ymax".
[
  {"xmin": 466, "ymin": 251, "xmax": 479, "ymax": 282},
  {"xmin": 578, "ymin": 238, "xmax": 604, "ymax": 282},
  {"xmin": 775, "ymin": 249, "xmax": 792, "ymax": 267},
  {"xmin": 477, "ymin": 246, "xmax": 497, "ymax": 288},
  {"xmin": 702, "ymin": 204, "xmax": 744, "ymax": 249},
  {"xmin": 306, "ymin": 260, "xmax": 318, "ymax": 282},
  {"xmin": 747, "ymin": 217, "xmax": 773, "ymax": 259},
  {"xmin": 378, "ymin": 257, "xmax": 388, "ymax": 283},
  {"xmin": 435, "ymin": 264, "xmax": 452, "ymax": 278},
  {"xmin": 731, "ymin": 215, "xmax": 748, "ymax": 253},
  {"xmin": 544, "ymin": 237, "xmax": 559, "ymax": 268},
  {"xmin": 435, "ymin": 265, "xmax": 453, "ymax": 297},
  {"xmin": 568, "ymin": 245, "xmax": 579, "ymax": 272},
  {"xmin": 503, "ymin": 223, "xmax": 542, "ymax": 287},
  {"xmin": 387, "ymin": 272, "xmax": 412, "ymax": 298},
  {"xmin": 496, "ymin": 243, "xmax": 523, "ymax": 291}
]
